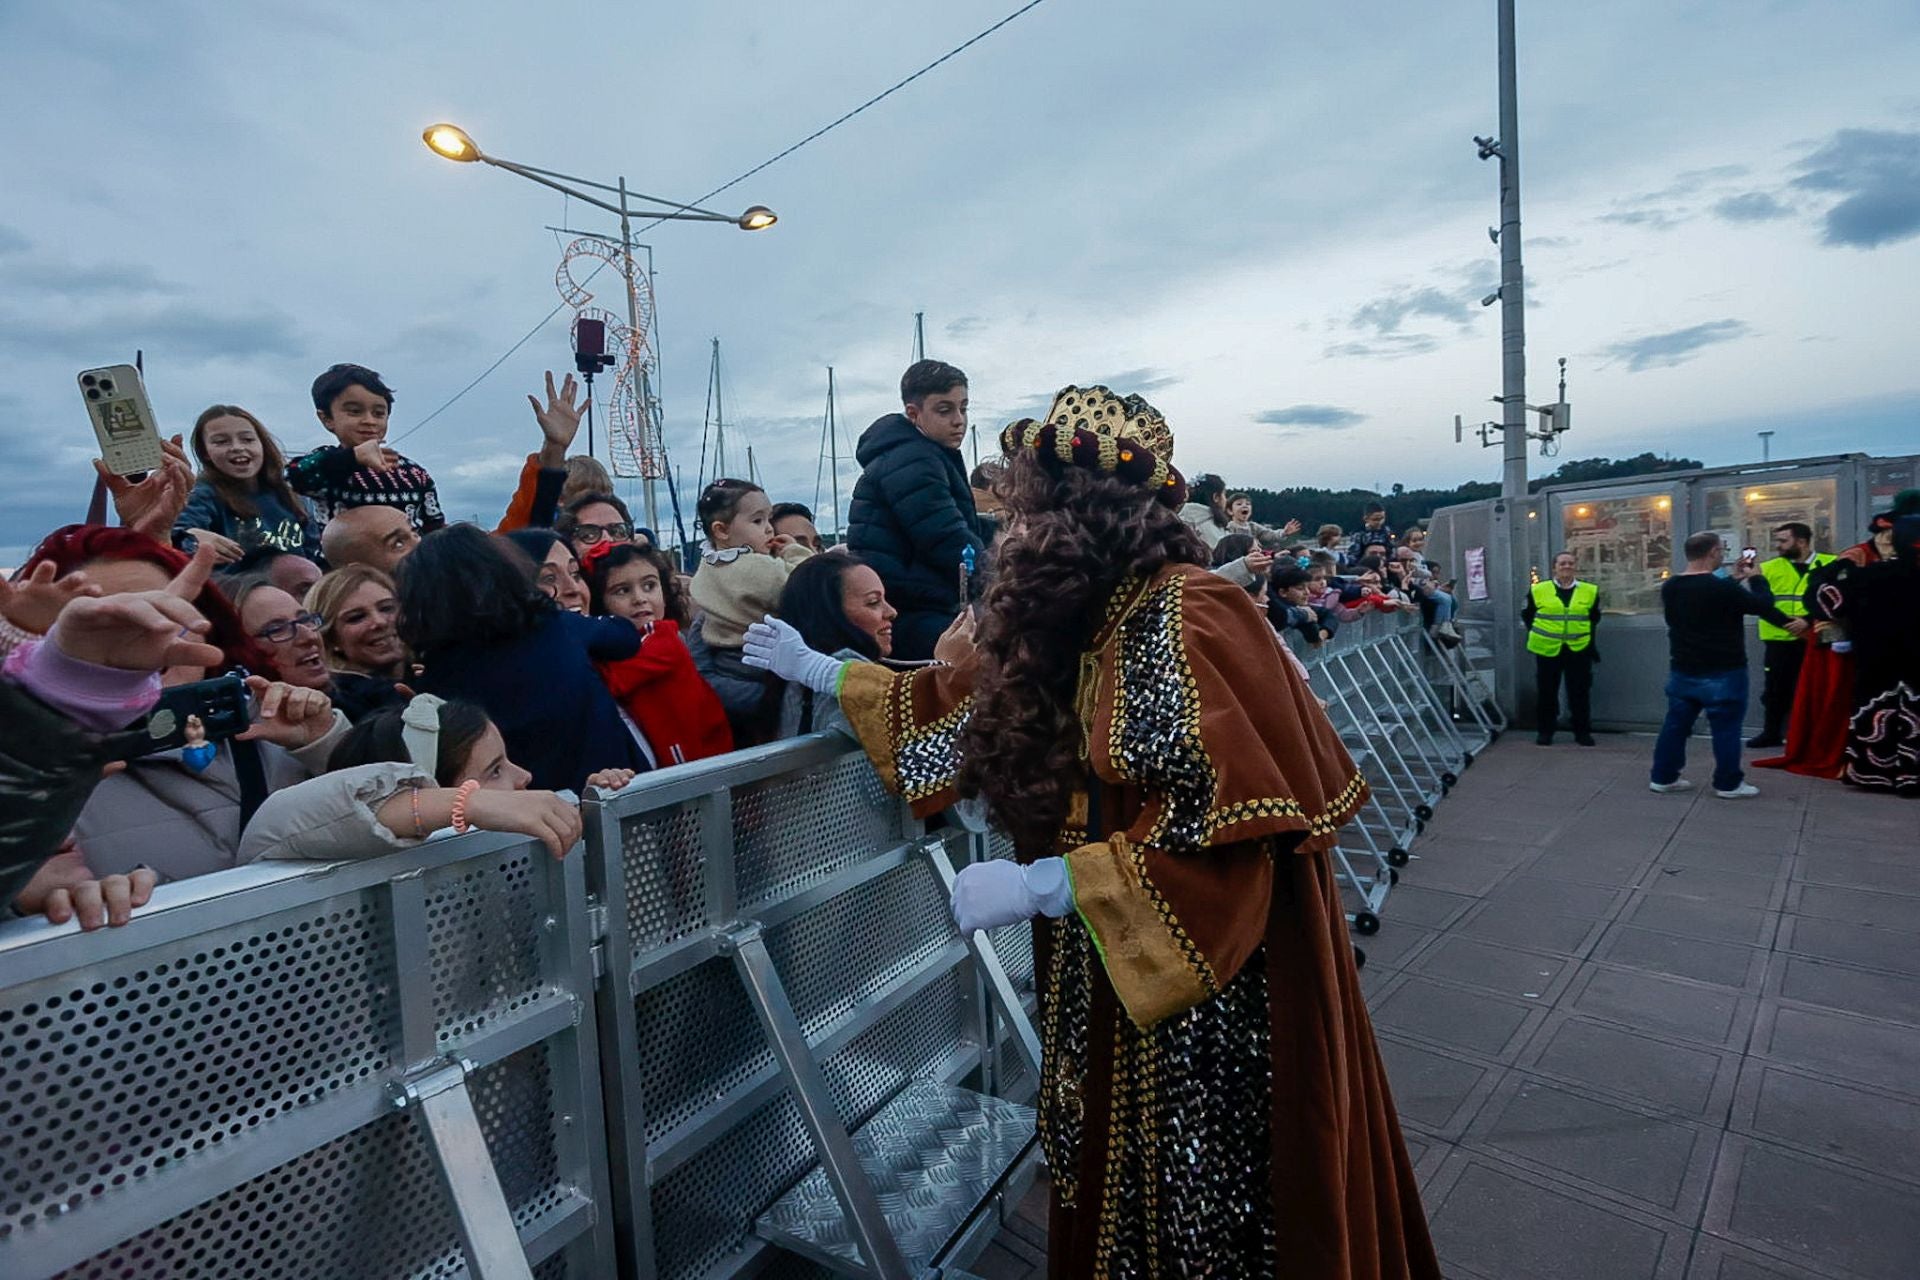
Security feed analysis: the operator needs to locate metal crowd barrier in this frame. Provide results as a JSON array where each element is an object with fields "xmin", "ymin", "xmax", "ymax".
[
  {"xmin": 581, "ymin": 734, "xmax": 1040, "ymax": 1280},
  {"xmin": 1, "ymin": 616, "xmax": 1468, "ymax": 1278},
  {"xmin": 0, "ymin": 830, "xmax": 612, "ymax": 1280},
  {"xmin": 1290, "ymin": 610, "xmax": 1486, "ymax": 940}
]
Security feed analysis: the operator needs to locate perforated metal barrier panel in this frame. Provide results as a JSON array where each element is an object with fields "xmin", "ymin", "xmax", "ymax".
[
  {"xmin": 0, "ymin": 628, "xmax": 1463, "ymax": 1279},
  {"xmin": 0, "ymin": 832, "xmax": 611, "ymax": 1280}
]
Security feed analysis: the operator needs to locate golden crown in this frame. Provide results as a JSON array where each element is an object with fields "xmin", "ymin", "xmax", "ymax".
[{"xmin": 1042, "ymin": 385, "xmax": 1174, "ymax": 460}]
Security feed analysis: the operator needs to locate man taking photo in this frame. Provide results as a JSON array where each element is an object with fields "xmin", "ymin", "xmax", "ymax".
[{"xmin": 1651, "ymin": 532, "xmax": 1808, "ymax": 798}]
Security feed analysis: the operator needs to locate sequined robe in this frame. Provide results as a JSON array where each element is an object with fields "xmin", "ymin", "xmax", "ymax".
[{"xmin": 838, "ymin": 564, "xmax": 1441, "ymax": 1279}]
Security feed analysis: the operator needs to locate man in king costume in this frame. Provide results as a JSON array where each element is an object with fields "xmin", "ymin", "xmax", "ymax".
[{"xmin": 746, "ymin": 385, "xmax": 1440, "ymax": 1279}]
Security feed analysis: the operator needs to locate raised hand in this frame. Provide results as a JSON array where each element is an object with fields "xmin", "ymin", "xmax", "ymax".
[
  {"xmin": 96, "ymin": 434, "xmax": 195, "ymax": 542},
  {"xmin": 528, "ymin": 370, "xmax": 585, "ymax": 454},
  {"xmin": 1, "ymin": 560, "xmax": 100, "ymax": 635}
]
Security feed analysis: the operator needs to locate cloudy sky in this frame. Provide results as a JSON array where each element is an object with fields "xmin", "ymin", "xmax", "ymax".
[{"xmin": 2, "ymin": 0, "xmax": 1916, "ymax": 555}]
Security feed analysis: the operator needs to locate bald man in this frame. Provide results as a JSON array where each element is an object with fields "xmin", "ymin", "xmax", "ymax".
[{"xmin": 320, "ymin": 504, "xmax": 420, "ymax": 574}]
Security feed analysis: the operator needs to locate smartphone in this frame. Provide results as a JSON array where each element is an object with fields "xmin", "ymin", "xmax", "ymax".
[
  {"xmin": 79, "ymin": 363, "xmax": 165, "ymax": 476},
  {"xmin": 1740, "ymin": 547, "xmax": 1759, "ymax": 565},
  {"xmin": 117, "ymin": 674, "xmax": 253, "ymax": 760}
]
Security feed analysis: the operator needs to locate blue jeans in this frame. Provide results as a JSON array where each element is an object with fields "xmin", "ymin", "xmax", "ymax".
[{"xmin": 1651, "ymin": 668, "xmax": 1749, "ymax": 792}]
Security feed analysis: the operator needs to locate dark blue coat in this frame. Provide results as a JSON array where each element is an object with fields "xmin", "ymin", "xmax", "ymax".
[
  {"xmin": 418, "ymin": 609, "xmax": 645, "ymax": 792},
  {"xmin": 845, "ymin": 414, "xmax": 983, "ymax": 621}
]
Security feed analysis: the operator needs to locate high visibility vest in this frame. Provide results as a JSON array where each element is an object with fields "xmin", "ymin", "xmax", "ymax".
[
  {"xmin": 1757, "ymin": 553, "xmax": 1835, "ymax": 641},
  {"xmin": 1527, "ymin": 579, "xmax": 1598, "ymax": 656}
]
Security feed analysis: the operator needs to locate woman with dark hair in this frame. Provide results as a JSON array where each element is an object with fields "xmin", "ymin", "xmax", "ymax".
[
  {"xmin": 174, "ymin": 405, "xmax": 320, "ymax": 563},
  {"xmin": 772, "ymin": 553, "xmax": 901, "ymax": 736},
  {"xmin": 397, "ymin": 524, "xmax": 647, "ymax": 791},
  {"xmin": 746, "ymin": 386, "xmax": 1438, "ymax": 1277},
  {"xmin": 501, "ymin": 528, "xmax": 589, "ymax": 614}
]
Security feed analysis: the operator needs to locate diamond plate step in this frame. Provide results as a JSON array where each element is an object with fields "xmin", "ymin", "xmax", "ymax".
[{"xmin": 754, "ymin": 1079, "xmax": 1037, "ymax": 1277}]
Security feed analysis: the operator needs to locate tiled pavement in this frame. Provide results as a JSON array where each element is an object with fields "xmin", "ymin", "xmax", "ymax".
[{"xmin": 973, "ymin": 734, "xmax": 1920, "ymax": 1279}]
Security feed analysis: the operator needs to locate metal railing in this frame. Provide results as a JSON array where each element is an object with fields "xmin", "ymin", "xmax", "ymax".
[{"xmin": 0, "ymin": 613, "xmax": 1471, "ymax": 1277}]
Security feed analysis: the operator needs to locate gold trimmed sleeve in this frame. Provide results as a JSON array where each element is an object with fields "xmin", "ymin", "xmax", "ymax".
[
  {"xmin": 834, "ymin": 655, "xmax": 977, "ymax": 816},
  {"xmin": 1066, "ymin": 832, "xmax": 1274, "ymax": 1029}
]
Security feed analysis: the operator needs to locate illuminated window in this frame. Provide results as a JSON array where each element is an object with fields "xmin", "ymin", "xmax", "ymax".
[
  {"xmin": 1560, "ymin": 492, "xmax": 1675, "ymax": 615},
  {"xmin": 1705, "ymin": 477, "xmax": 1837, "ymax": 558}
]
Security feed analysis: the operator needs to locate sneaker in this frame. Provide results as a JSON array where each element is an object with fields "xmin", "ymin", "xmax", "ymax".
[
  {"xmin": 1649, "ymin": 779, "xmax": 1694, "ymax": 793},
  {"xmin": 1435, "ymin": 620, "xmax": 1462, "ymax": 642},
  {"xmin": 1715, "ymin": 782, "xmax": 1761, "ymax": 799},
  {"xmin": 1575, "ymin": 734, "xmax": 1597, "ymax": 746},
  {"xmin": 1745, "ymin": 734, "xmax": 1783, "ymax": 749},
  {"xmin": 1535, "ymin": 734, "xmax": 1554, "ymax": 746}
]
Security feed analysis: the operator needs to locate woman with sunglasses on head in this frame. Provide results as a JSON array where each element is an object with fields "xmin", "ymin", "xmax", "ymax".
[{"xmin": 304, "ymin": 565, "xmax": 412, "ymax": 721}]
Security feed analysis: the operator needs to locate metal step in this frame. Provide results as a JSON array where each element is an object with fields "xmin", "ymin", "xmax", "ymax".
[{"xmin": 755, "ymin": 1080, "xmax": 1036, "ymax": 1277}]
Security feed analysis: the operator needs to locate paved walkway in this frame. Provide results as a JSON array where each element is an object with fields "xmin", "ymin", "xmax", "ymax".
[{"xmin": 973, "ymin": 734, "xmax": 1920, "ymax": 1279}]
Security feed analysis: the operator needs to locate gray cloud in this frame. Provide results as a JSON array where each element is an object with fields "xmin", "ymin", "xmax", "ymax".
[
  {"xmin": 1086, "ymin": 367, "xmax": 1181, "ymax": 394},
  {"xmin": 0, "ymin": 225, "xmax": 27, "ymax": 254},
  {"xmin": 1712, "ymin": 191, "xmax": 1792, "ymax": 223},
  {"xmin": 1597, "ymin": 207, "xmax": 1689, "ymax": 231},
  {"xmin": 944, "ymin": 316, "xmax": 985, "ymax": 339},
  {"xmin": 1350, "ymin": 286, "xmax": 1475, "ymax": 335},
  {"xmin": 1605, "ymin": 319, "xmax": 1752, "ymax": 372},
  {"xmin": 1255, "ymin": 404, "xmax": 1366, "ymax": 429},
  {"xmin": 1323, "ymin": 334, "xmax": 1441, "ymax": 360},
  {"xmin": 1791, "ymin": 128, "xmax": 1920, "ymax": 248}
]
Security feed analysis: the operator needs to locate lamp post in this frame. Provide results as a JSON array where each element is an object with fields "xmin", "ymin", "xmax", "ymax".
[{"xmin": 421, "ymin": 123, "xmax": 776, "ymax": 532}]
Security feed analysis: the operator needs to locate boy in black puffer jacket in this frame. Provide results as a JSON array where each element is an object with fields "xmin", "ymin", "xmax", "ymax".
[{"xmin": 846, "ymin": 360, "xmax": 985, "ymax": 660}]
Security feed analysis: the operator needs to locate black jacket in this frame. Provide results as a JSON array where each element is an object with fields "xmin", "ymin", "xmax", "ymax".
[
  {"xmin": 845, "ymin": 414, "xmax": 984, "ymax": 616},
  {"xmin": 0, "ymin": 678, "xmax": 120, "ymax": 908}
]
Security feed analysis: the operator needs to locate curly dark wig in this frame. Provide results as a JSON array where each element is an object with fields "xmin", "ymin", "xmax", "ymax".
[{"xmin": 957, "ymin": 450, "xmax": 1209, "ymax": 855}]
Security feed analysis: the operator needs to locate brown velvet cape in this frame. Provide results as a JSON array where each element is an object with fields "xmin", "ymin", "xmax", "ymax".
[{"xmin": 838, "ymin": 564, "xmax": 1440, "ymax": 1279}]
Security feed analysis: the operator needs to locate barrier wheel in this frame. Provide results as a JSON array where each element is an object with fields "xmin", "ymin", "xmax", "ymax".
[
  {"xmin": 1388, "ymin": 868, "xmax": 1400, "ymax": 886},
  {"xmin": 1414, "ymin": 803, "xmax": 1435, "ymax": 822},
  {"xmin": 1463, "ymin": 751, "xmax": 1476, "ymax": 768},
  {"xmin": 1353, "ymin": 911, "xmax": 1381, "ymax": 936},
  {"xmin": 1441, "ymin": 771, "xmax": 1459, "ymax": 788},
  {"xmin": 1386, "ymin": 847, "xmax": 1410, "ymax": 868},
  {"xmin": 1415, "ymin": 818, "xmax": 1427, "ymax": 835},
  {"xmin": 1353, "ymin": 945, "xmax": 1368, "ymax": 970}
]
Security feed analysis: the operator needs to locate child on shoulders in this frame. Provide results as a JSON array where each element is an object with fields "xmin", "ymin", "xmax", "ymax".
[
  {"xmin": 687, "ymin": 478, "xmax": 814, "ymax": 744},
  {"xmin": 287, "ymin": 363, "xmax": 445, "ymax": 534}
]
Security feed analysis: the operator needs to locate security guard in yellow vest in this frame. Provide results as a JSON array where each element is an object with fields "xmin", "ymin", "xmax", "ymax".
[
  {"xmin": 1523, "ymin": 551, "xmax": 1601, "ymax": 745},
  {"xmin": 1744, "ymin": 521, "xmax": 1835, "ymax": 748}
]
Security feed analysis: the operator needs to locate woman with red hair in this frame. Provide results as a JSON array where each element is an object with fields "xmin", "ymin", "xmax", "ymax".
[{"xmin": 14, "ymin": 525, "xmax": 343, "ymax": 889}]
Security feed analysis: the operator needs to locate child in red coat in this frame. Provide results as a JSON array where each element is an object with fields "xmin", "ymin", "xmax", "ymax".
[{"xmin": 581, "ymin": 542, "xmax": 734, "ymax": 767}]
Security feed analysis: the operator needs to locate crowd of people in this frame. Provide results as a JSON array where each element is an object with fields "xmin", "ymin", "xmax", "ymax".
[
  {"xmin": 1, "ymin": 356, "xmax": 1465, "ymax": 933},
  {"xmin": 0, "ymin": 369, "xmax": 1445, "ymax": 1275}
]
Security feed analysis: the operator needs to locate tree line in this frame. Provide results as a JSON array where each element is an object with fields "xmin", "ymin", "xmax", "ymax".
[{"xmin": 1240, "ymin": 452, "xmax": 1703, "ymax": 534}]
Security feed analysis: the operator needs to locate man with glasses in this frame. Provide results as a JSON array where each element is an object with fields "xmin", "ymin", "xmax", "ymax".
[{"xmin": 557, "ymin": 493, "xmax": 648, "ymax": 551}]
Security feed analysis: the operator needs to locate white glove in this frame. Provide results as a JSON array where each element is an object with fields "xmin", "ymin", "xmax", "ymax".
[
  {"xmin": 742, "ymin": 616, "xmax": 845, "ymax": 694},
  {"xmin": 951, "ymin": 857, "xmax": 1073, "ymax": 934}
]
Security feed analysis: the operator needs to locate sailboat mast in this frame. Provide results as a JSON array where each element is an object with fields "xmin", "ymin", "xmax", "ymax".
[
  {"xmin": 912, "ymin": 312, "xmax": 925, "ymax": 362},
  {"xmin": 711, "ymin": 337, "xmax": 727, "ymax": 479},
  {"xmin": 828, "ymin": 365, "xmax": 841, "ymax": 539}
]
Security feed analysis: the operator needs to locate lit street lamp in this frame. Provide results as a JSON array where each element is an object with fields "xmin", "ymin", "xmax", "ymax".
[{"xmin": 421, "ymin": 122, "xmax": 776, "ymax": 529}]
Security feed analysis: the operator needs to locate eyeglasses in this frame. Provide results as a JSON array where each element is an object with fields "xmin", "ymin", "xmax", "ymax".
[
  {"xmin": 255, "ymin": 611, "xmax": 323, "ymax": 644},
  {"xmin": 571, "ymin": 522, "xmax": 632, "ymax": 546}
]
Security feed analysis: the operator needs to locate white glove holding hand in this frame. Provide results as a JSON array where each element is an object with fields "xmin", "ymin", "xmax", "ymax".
[
  {"xmin": 743, "ymin": 616, "xmax": 845, "ymax": 695},
  {"xmin": 950, "ymin": 857, "xmax": 1073, "ymax": 933}
]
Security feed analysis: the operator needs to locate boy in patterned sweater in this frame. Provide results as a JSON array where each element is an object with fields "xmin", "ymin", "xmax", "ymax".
[{"xmin": 288, "ymin": 363, "xmax": 445, "ymax": 536}]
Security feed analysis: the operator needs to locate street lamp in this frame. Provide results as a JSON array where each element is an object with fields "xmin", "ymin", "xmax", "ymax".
[{"xmin": 420, "ymin": 122, "xmax": 777, "ymax": 528}]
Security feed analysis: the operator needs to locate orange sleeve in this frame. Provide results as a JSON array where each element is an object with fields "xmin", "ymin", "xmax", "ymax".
[{"xmin": 492, "ymin": 455, "xmax": 543, "ymax": 533}]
